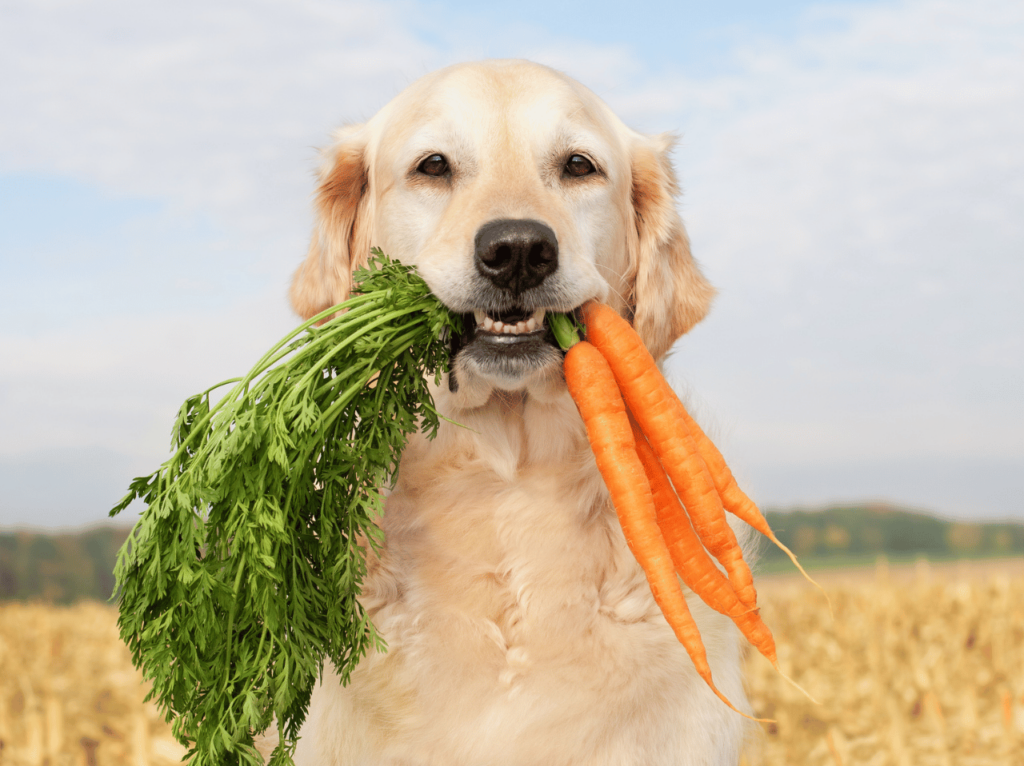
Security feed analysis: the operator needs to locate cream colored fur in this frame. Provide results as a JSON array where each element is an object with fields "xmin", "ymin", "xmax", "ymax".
[{"xmin": 263, "ymin": 60, "xmax": 753, "ymax": 766}]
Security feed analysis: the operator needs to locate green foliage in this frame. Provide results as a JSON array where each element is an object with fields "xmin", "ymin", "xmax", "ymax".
[
  {"xmin": 762, "ymin": 504, "xmax": 1024, "ymax": 561},
  {"xmin": 108, "ymin": 251, "xmax": 462, "ymax": 766},
  {"xmin": 0, "ymin": 526, "xmax": 129, "ymax": 603}
]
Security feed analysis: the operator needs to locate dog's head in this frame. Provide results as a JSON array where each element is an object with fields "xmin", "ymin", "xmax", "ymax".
[{"xmin": 291, "ymin": 60, "xmax": 714, "ymax": 408}]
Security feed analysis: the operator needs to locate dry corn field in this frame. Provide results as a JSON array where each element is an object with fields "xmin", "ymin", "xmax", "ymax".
[{"xmin": 1, "ymin": 560, "xmax": 1022, "ymax": 765}]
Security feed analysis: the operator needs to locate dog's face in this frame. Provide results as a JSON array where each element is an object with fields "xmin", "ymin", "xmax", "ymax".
[{"xmin": 291, "ymin": 60, "xmax": 715, "ymax": 406}]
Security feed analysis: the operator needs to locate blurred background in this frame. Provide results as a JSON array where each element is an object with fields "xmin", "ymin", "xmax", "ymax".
[{"xmin": 1, "ymin": 0, "xmax": 1021, "ymax": 533}]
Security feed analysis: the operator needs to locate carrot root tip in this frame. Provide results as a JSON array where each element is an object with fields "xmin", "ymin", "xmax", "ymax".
[
  {"xmin": 773, "ymin": 664, "xmax": 820, "ymax": 705},
  {"xmin": 708, "ymin": 685, "xmax": 776, "ymax": 724},
  {"xmin": 770, "ymin": 534, "xmax": 834, "ymax": 619}
]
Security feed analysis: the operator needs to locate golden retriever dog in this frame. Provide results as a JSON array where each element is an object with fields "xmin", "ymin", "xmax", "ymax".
[{"xmin": 265, "ymin": 59, "xmax": 754, "ymax": 765}]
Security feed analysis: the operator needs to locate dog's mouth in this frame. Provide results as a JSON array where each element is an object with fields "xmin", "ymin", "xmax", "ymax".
[
  {"xmin": 448, "ymin": 304, "xmax": 573, "ymax": 391},
  {"xmin": 456, "ymin": 304, "xmax": 569, "ymax": 352}
]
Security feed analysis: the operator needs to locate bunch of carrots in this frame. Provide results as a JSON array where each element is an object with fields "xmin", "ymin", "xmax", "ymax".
[{"xmin": 551, "ymin": 303, "xmax": 820, "ymax": 719}]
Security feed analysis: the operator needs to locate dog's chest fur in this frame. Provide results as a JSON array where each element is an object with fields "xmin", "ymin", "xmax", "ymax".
[{"xmin": 291, "ymin": 390, "xmax": 750, "ymax": 766}]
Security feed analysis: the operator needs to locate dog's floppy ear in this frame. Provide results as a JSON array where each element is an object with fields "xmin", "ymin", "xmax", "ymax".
[
  {"xmin": 627, "ymin": 133, "xmax": 715, "ymax": 360},
  {"xmin": 290, "ymin": 125, "xmax": 372, "ymax": 319}
]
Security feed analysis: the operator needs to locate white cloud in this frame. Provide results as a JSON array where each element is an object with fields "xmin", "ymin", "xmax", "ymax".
[
  {"xmin": 0, "ymin": 288, "xmax": 297, "ymax": 459},
  {"xmin": 0, "ymin": 0, "xmax": 444, "ymax": 246}
]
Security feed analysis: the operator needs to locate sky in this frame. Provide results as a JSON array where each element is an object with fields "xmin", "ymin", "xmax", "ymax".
[{"xmin": 0, "ymin": 0, "xmax": 1021, "ymax": 529}]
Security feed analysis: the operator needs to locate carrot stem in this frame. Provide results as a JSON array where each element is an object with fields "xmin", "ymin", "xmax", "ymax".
[{"xmin": 549, "ymin": 312, "xmax": 583, "ymax": 350}]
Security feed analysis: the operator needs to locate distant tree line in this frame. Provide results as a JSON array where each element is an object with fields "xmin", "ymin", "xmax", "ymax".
[
  {"xmin": 762, "ymin": 504, "xmax": 1024, "ymax": 560},
  {"xmin": 2, "ymin": 505, "xmax": 1022, "ymax": 602},
  {"xmin": 0, "ymin": 526, "xmax": 129, "ymax": 603}
]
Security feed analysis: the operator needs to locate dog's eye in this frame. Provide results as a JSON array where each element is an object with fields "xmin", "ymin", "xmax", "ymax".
[
  {"xmin": 565, "ymin": 154, "xmax": 595, "ymax": 178},
  {"xmin": 417, "ymin": 154, "xmax": 450, "ymax": 177}
]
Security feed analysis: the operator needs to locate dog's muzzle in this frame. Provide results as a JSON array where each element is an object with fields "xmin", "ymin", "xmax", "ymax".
[{"xmin": 445, "ymin": 219, "xmax": 567, "ymax": 392}]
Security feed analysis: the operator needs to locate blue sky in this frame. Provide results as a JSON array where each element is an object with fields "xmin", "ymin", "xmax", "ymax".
[{"xmin": 1, "ymin": 0, "xmax": 1022, "ymax": 528}]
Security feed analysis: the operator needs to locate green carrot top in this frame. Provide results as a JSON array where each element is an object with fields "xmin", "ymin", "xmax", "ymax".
[{"xmin": 109, "ymin": 250, "xmax": 461, "ymax": 766}]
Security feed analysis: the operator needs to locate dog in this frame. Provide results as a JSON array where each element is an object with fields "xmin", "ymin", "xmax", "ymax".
[{"xmin": 262, "ymin": 59, "xmax": 754, "ymax": 766}]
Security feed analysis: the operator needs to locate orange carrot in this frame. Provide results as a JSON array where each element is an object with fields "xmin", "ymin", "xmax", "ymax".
[
  {"xmin": 581, "ymin": 302, "xmax": 758, "ymax": 609},
  {"xmin": 630, "ymin": 419, "xmax": 781, "ymax": 669},
  {"xmin": 564, "ymin": 340, "xmax": 766, "ymax": 721}
]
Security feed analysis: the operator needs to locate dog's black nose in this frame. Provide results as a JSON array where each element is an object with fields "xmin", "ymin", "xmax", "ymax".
[{"xmin": 474, "ymin": 219, "xmax": 558, "ymax": 295}]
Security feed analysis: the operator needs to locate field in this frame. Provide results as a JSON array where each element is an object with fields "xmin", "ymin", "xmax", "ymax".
[
  {"xmin": 1, "ymin": 559, "xmax": 1022, "ymax": 765},
  {"xmin": 745, "ymin": 558, "xmax": 1024, "ymax": 765}
]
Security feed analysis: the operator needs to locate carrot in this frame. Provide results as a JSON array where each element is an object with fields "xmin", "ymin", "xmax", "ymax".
[
  {"xmin": 564, "ymin": 340, "xmax": 767, "ymax": 721},
  {"xmin": 581, "ymin": 302, "xmax": 758, "ymax": 609},
  {"xmin": 629, "ymin": 419, "xmax": 782, "ymax": 669}
]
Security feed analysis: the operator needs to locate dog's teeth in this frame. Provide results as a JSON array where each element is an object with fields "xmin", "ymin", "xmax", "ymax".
[{"xmin": 478, "ymin": 310, "xmax": 545, "ymax": 335}]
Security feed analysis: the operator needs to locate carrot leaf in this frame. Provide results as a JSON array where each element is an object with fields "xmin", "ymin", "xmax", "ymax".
[{"xmin": 109, "ymin": 249, "xmax": 461, "ymax": 766}]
